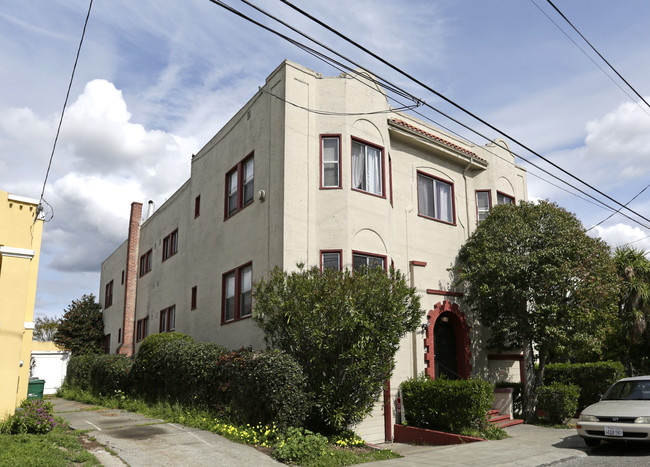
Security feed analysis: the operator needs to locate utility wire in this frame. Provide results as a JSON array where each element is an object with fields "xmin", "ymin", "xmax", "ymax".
[
  {"xmin": 219, "ymin": 0, "xmax": 649, "ymax": 228},
  {"xmin": 278, "ymin": 0, "xmax": 650, "ymax": 227},
  {"xmin": 530, "ymin": 0, "xmax": 650, "ymax": 119},
  {"xmin": 546, "ymin": 0, "xmax": 650, "ymax": 111},
  {"xmin": 38, "ymin": 0, "xmax": 94, "ymax": 215},
  {"xmin": 587, "ymin": 182, "xmax": 650, "ymax": 232}
]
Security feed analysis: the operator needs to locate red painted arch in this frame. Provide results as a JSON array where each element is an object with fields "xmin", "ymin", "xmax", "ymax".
[{"xmin": 424, "ymin": 300, "xmax": 472, "ymax": 379}]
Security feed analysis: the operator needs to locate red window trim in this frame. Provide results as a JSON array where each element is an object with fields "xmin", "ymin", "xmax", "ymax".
[
  {"xmin": 162, "ymin": 229, "xmax": 178, "ymax": 261},
  {"xmin": 224, "ymin": 152, "xmax": 254, "ymax": 219},
  {"xmin": 496, "ymin": 190, "xmax": 516, "ymax": 205},
  {"xmin": 136, "ymin": 317, "xmax": 149, "ymax": 342},
  {"xmin": 221, "ymin": 262, "xmax": 253, "ymax": 324},
  {"xmin": 194, "ymin": 195, "xmax": 201, "ymax": 218},
  {"xmin": 475, "ymin": 189, "xmax": 492, "ymax": 222},
  {"xmin": 426, "ymin": 288, "xmax": 464, "ymax": 297},
  {"xmin": 191, "ymin": 285, "xmax": 198, "ymax": 310},
  {"xmin": 104, "ymin": 280, "xmax": 114, "ymax": 308},
  {"xmin": 320, "ymin": 134, "xmax": 342, "ymax": 189},
  {"xmin": 352, "ymin": 250, "xmax": 388, "ymax": 271},
  {"xmin": 139, "ymin": 249, "xmax": 152, "ymax": 277},
  {"xmin": 350, "ymin": 137, "xmax": 386, "ymax": 199},
  {"xmin": 416, "ymin": 170, "xmax": 456, "ymax": 226},
  {"xmin": 159, "ymin": 305, "xmax": 176, "ymax": 333},
  {"xmin": 320, "ymin": 249, "xmax": 343, "ymax": 272}
]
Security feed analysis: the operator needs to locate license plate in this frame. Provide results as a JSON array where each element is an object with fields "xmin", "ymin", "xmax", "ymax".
[{"xmin": 605, "ymin": 426, "xmax": 623, "ymax": 437}]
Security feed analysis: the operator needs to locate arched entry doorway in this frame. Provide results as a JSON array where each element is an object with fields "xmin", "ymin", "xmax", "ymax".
[{"xmin": 424, "ymin": 300, "xmax": 471, "ymax": 379}]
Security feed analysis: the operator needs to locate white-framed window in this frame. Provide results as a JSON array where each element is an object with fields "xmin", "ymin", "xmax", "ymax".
[
  {"xmin": 476, "ymin": 190, "xmax": 491, "ymax": 223},
  {"xmin": 352, "ymin": 252, "xmax": 386, "ymax": 271},
  {"xmin": 321, "ymin": 250, "xmax": 342, "ymax": 271},
  {"xmin": 497, "ymin": 191, "xmax": 515, "ymax": 205},
  {"xmin": 352, "ymin": 139, "xmax": 383, "ymax": 196},
  {"xmin": 417, "ymin": 172, "xmax": 455, "ymax": 224},
  {"xmin": 321, "ymin": 135, "xmax": 341, "ymax": 188}
]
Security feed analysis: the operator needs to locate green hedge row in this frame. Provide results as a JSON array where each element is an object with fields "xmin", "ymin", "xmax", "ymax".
[
  {"xmin": 544, "ymin": 361, "xmax": 624, "ymax": 410},
  {"xmin": 400, "ymin": 376, "xmax": 494, "ymax": 433},
  {"xmin": 65, "ymin": 333, "xmax": 311, "ymax": 429},
  {"xmin": 537, "ymin": 383, "xmax": 580, "ymax": 424}
]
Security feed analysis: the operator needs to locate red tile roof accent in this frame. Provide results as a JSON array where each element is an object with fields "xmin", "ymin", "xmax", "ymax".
[{"xmin": 390, "ymin": 118, "xmax": 486, "ymax": 163}]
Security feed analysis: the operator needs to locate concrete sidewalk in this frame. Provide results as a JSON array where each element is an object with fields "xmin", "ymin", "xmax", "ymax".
[
  {"xmin": 54, "ymin": 397, "xmax": 590, "ymax": 466},
  {"xmin": 52, "ymin": 398, "xmax": 281, "ymax": 466},
  {"xmin": 370, "ymin": 423, "xmax": 589, "ymax": 466}
]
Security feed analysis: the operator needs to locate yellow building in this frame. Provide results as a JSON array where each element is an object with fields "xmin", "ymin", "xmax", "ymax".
[{"xmin": 0, "ymin": 189, "xmax": 43, "ymax": 419}]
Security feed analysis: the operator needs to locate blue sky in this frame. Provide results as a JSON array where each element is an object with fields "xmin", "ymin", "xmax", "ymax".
[{"xmin": 2, "ymin": 0, "xmax": 650, "ymax": 318}]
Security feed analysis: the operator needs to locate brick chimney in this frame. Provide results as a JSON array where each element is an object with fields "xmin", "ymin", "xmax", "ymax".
[{"xmin": 118, "ymin": 202, "xmax": 142, "ymax": 356}]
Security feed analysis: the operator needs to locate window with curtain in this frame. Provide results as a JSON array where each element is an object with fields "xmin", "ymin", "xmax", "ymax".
[
  {"xmin": 417, "ymin": 172, "xmax": 454, "ymax": 224},
  {"xmin": 352, "ymin": 140, "xmax": 383, "ymax": 196},
  {"xmin": 225, "ymin": 153, "xmax": 254, "ymax": 218},
  {"xmin": 222, "ymin": 262, "xmax": 253, "ymax": 323}
]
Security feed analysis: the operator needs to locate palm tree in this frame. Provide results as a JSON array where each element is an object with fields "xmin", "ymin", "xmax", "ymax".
[{"xmin": 614, "ymin": 246, "xmax": 650, "ymax": 375}]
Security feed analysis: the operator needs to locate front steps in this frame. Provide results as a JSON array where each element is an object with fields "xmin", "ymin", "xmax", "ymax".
[{"xmin": 487, "ymin": 409, "xmax": 524, "ymax": 428}]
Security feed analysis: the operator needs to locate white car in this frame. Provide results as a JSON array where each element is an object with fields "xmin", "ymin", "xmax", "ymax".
[{"xmin": 577, "ymin": 376, "xmax": 650, "ymax": 447}]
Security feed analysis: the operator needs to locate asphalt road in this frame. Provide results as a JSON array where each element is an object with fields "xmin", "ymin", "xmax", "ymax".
[{"xmin": 552, "ymin": 440, "xmax": 650, "ymax": 466}]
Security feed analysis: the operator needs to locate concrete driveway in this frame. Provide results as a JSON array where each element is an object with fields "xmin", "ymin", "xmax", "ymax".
[{"xmin": 52, "ymin": 398, "xmax": 281, "ymax": 466}]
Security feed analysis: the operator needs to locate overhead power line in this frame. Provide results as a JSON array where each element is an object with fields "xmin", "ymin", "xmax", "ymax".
[
  {"xmin": 277, "ymin": 0, "xmax": 650, "ymax": 227},
  {"xmin": 38, "ymin": 0, "xmax": 94, "ymax": 218},
  {"xmin": 205, "ymin": 0, "xmax": 649, "ymax": 228},
  {"xmin": 545, "ymin": 0, "xmax": 650, "ymax": 111}
]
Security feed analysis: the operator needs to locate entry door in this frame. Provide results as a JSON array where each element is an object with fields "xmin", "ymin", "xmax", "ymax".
[{"xmin": 434, "ymin": 317, "xmax": 458, "ymax": 379}]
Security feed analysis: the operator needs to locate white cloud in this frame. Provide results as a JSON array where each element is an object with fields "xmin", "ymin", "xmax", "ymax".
[{"xmin": 591, "ymin": 223, "xmax": 650, "ymax": 253}]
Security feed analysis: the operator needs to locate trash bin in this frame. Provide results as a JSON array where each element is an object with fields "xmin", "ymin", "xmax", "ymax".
[{"xmin": 27, "ymin": 378, "xmax": 45, "ymax": 400}]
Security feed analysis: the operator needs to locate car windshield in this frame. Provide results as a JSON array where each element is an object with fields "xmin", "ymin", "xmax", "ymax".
[{"xmin": 602, "ymin": 380, "xmax": 650, "ymax": 401}]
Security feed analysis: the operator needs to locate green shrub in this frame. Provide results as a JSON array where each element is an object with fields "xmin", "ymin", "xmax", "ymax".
[
  {"xmin": 64, "ymin": 354, "xmax": 97, "ymax": 390},
  {"xmin": 254, "ymin": 265, "xmax": 423, "ymax": 433},
  {"xmin": 400, "ymin": 375, "xmax": 494, "ymax": 433},
  {"xmin": 130, "ymin": 333, "xmax": 196, "ymax": 400},
  {"xmin": 495, "ymin": 381, "xmax": 524, "ymax": 418},
  {"xmin": 544, "ymin": 361, "xmax": 624, "ymax": 410},
  {"xmin": 537, "ymin": 383, "xmax": 580, "ymax": 424},
  {"xmin": 214, "ymin": 348, "xmax": 311, "ymax": 429},
  {"xmin": 1, "ymin": 399, "xmax": 57, "ymax": 434},
  {"xmin": 271, "ymin": 427, "xmax": 328, "ymax": 464},
  {"xmin": 88, "ymin": 354, "xmax": 133, "ymax": 395}
]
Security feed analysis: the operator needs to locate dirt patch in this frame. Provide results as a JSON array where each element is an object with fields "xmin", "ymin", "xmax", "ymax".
[{"xmin": 78, "ymin": 434, "xmax": 103, "ymax": 451}]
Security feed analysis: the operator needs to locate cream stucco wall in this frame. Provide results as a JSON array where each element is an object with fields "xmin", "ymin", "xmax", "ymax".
[
  {"xmin": 0, "ymin": 190, "xmax": 43, "ymax": 420},
  {"xmin": 100, "ymin": 61, "xmax": 528, "ymax": 443}
]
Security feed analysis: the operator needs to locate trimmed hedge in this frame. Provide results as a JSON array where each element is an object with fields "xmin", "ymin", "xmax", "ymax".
[
  {"xmin": 544, "ymin": 361, "xmax": 624, "ymax": 410},
  {"xmin": 65, "ymin": 354, "xmax": 97, "ymax": 391},
  {"xmin": 537, "ymin": 383, "xmax": 580, "ymax": 424},
  {"xmin": 400, "ymin": 376, "xmax": 494, "ymax": 433},
  {"xmin": 88, "ymin": 354, "xmax": 133, "ymax": 395},
  {"xmin": 66, "ymin": 333, "xmax": 311, "ymax": 429}
]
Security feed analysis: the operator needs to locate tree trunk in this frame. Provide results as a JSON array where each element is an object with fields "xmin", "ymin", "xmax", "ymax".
[{"xmin": 522, "ymin": 337, "xmax": 537, "ymax": 423}]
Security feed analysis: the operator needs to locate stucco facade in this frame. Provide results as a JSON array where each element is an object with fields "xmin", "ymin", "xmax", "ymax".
[
  {"xmin": 100, "ymin": 61, "xmax": 527, "ymax": 442},
  {"xmin": 0, "ymin": 189, "xmax": 43, "ymax": 419}
]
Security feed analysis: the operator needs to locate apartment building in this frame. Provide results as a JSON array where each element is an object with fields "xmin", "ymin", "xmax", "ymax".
[{"xmin": 100, "ymin": 60, "xmax": 527, "ymax": 442}]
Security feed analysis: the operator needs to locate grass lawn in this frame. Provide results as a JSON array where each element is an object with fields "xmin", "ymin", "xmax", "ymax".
[{"xmin": 0, "ymin": 424, "xmax": 101, "ymax": 467}]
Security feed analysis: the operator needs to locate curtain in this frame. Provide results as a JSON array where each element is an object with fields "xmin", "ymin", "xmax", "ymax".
[
  {"xmin": 436, "ymin": 181, "xmax": 452, "ymax": 222},
  {"xmin": 352, "ymin": 142, "xmax": 365, "ymax": 190},
  {"xmin": 366, "ymin": 146, "xmax": 381, "ymax": 195},
  {"xmin": 418, "ymin": 175, "xmax": 434, "ymax": 218}
]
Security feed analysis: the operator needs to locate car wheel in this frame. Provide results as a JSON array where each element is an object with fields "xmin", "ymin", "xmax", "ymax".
[{"xmin": 583, "ymin": 437, "xmax": 600, "ymax": 447}]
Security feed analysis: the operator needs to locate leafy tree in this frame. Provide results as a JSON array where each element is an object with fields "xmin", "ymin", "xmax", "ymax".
[
  {"xmin": 253, "ymin": 264, "xmax": 423, "ymax": 433},
  {"xmin": 608, "ymin": 246, "xmax": 650, "ymax": 375},
  {"xmin": 33, "ymin": 316, "xmax": 61, "ymax": 342},
  {"xmin": 454, "ymin": 201, "xmax": 619, "ymax": 422},
  {"xmin": 53, "ymin": 293, "xmax": 105, "ymax": 355}
]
